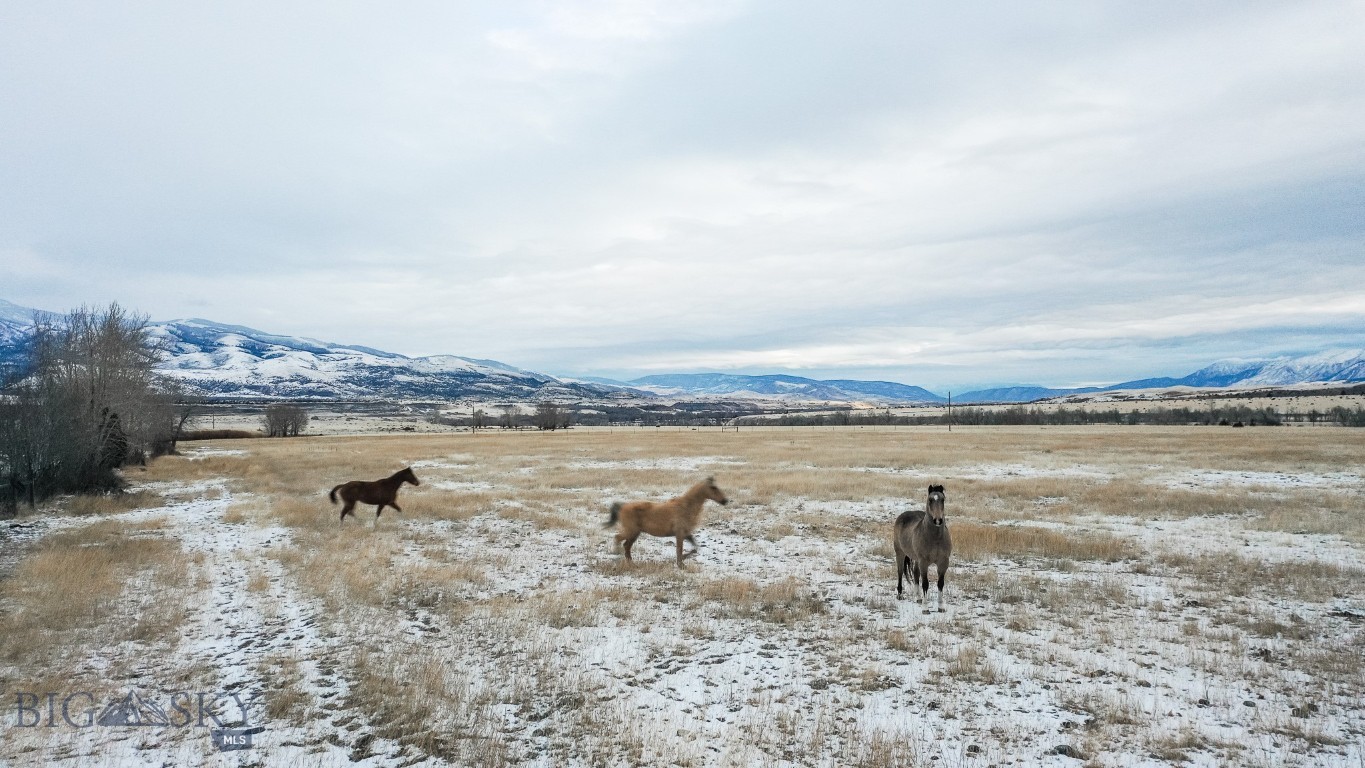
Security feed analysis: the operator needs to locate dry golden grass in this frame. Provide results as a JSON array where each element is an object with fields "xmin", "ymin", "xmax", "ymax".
[
  {"xmin": 345, "ymin": 647, "xmax": 508, "ymax": 765},
  {"xmin": 141, "ymin": 428, "xmax": 1365, "ymax": 540},
  {"xmin": 1156, "ymin": 550, "xmax": 1364, "ymax": 602},
  {"xmin": 275, "ymin": 532, "xmax": 408, "ymax": 611},
  {"xmin": 0, "ymin": 519, "xmax": 192, "ymax": 691},
  {"xmin": 697, "ymin": 576, "xmax": 828, "ymax": 624},
  {"xmin": 33, "ymin": 426, "xmax": 1351, "ymax": 766},
  {"xmin": 260, "ymin": 654, "xmax": 311, "ymax": 725},
  {"xmin": 245, "ymin": 569, "xmax": 271, "ymax": 593},
  {"xmin": 938, "ymin": 642, "xmax": 1003, "ymax": 685},
  {"xmin": 952, "ymin": 521, "xmax": 1133, "ymax": 562},
  {"xmin": 59, "ymin": 489, "xmax": 163, "ymax": 516},
  {"xmin": 222, "ymin": 498, "xmax": 263, "ymax": 524}
]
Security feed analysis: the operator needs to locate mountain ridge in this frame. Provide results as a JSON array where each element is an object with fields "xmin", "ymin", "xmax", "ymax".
[{"xmin": 1, "ymin": 299, "xmax": 1362, "ymax": 403}]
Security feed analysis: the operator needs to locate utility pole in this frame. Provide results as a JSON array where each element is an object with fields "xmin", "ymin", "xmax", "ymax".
[{"xmin": 948, "ymin": 391, "xmax": 952, "ymax": 432}]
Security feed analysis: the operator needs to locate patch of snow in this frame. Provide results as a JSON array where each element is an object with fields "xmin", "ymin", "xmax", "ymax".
[
  {"xmin": 1158, "ymin": 469, "xmax": 1365, "ymax": 491},
  {"xmin": 180, "ymin": 447, "xmax": 248, "ymax": 460},
  {"xmin": 857, "ymin": 463, "xmax": 1114, "ymax": 481},
  {"xmin": 567, "ymin": 456, "xmax": 747, "ymax": 472}
]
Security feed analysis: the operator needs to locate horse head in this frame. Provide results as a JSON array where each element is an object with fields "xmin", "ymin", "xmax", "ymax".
[
  {"xmin": 703, "ymin": 476, "xmax": 730, "ymax": 506},
  {"xmin": 399, "ymin": 467, "xmax": 421, "ymax": 486},
  {"xmin": 926, "ymin": 484, "xmax": 946, "ymax": 527}
]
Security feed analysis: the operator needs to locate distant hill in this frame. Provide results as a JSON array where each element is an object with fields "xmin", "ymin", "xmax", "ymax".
[
  {"xmin": 955, "ymin": 386, "xmax": 1104, "ymax": 403},
  {"xmin": 146, "ymin": 318, "xmax": 629, "ymax": 400},
  {"xmin": 955, "ymin": 351, "xmax": 1365, "ymax": 403},
  {"xmin": 3, "ymin": 298, "xmax": 1362, "ymax": 403},
  {"xmin": 0, "ymin": 302, "xmax": 631, "ymax": 401},
  {"xmin": 629, "ymin": 373, "xmax": 946, "ymax": 404}
]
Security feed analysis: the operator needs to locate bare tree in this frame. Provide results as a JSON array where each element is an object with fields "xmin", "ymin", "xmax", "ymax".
[
  {"xmin": 1, "ymin": 303, "xmax": 176, "ymax": 509},
  {"xmin": 165, "ymin": 392, "xmax": 202, "ymax": 454},
  {"xmin": 263, "ymin": 403, "xmax": 309, "ymax": 437},
  {"xmin": 535, "ymin": 402, "xmax": 570, "ymax": 431}
]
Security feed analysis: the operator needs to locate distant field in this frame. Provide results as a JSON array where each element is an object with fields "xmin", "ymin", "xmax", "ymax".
[
  {"xmin": 2, "ymin": 426, "xmax": 1362, "ymax": 766},
  {"xmin": 187, "ymin": 391, "xmax": 1365, "ymax": 436}
]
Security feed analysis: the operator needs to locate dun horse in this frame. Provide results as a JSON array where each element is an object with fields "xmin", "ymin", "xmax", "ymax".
[
  {"xmin": 329, "ymin": 467, "xmax": 420, "ymax": 526},
  {"xmin": 604, "ymin": 477, "xmax": 730, "ymax": 568},
  {"xmin": 893, "ymin": 484, "xmax": 952, "ymax": 612}
]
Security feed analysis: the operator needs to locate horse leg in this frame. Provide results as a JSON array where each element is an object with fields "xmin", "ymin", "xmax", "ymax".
[
  {"xmin": 622, "ymin": 533, "xmax": 639, "ymax": 562},
  {"xmin": 936, "ymin": 562, "xmax": 949, "ymax": 613},
  {"xmin": 895, "ymin": 539, "xmax": 910, "ymax": 599},
  {"xmin": 340, "ymin": 500, "xmax": 356, "ymax": 523},
  {"xmin": 682, "ymin": 533, "xmax": 699, "ymax": 560},
  {"xmin": 918, "ymin": 560, "xmax": 931, "ymax": 613},
  {"xmin": 374, "ymin": 504, "xmax": 385, "ymax": 529}
]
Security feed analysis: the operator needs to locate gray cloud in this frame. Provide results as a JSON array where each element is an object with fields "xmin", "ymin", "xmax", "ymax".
[{"xmin": 2, "ymin": 1, "xmax": 1362, "ymax": 391}]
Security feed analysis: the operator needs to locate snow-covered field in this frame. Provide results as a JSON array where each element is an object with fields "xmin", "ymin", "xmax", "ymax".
[{"xmin": 2, "ymin": 427, "xmax": 1362, "ymax": 767}]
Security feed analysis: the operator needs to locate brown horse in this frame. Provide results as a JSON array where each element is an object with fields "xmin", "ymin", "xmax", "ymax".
[
  {"xmin": 329, "ymin": 467, "xmax": 420, "ymax": 525},
  {"xmin": 893, "ymin": 484, "xmax": 952, "ymax": 613},
  {"xmin": 604, "ymin": 477, "xmax": 730, "ymax": 568}
]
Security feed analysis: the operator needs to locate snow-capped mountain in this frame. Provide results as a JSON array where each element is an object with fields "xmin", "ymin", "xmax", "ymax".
[
  {"xmin": 1231, "ymin": 350, "xmax": 1365, "ymax": 387},
  {"xmin": 149, "ymin": 319, "xmax": 627, "ymax": 400},
  {"xmin": 628, "ymin": 373, "xmax": 946, "ymax": 404},
  {"xmin": 0, "ymin": 302, "xmax": 624, "ymax": 400},
  {"xmin": 0, "ymin": 299, "xmax": 33, "ymax": 346},
  {"xmin": 2, "ymin": 299, "xmax": 1361, "ymax": 402},
  {"xmin": 954, "ymin": 385, "xmax": 1105, "ymax": 403},
  {"xmin": 957, "ymin": 350, "xmax": 1365, "ymax": 403}
]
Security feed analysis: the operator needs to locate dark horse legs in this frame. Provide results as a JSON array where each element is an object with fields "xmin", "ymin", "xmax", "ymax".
[
  {"xmin": 897, "ymin": 556, "xmax": 916, "ymax": 598},
  {"xmin": 340, "ymin": 501, "xmax": 402, "ymax": 524},
  {"xmin": 374, "ymin": 502, "xmax": 401, "ymax": 525}
]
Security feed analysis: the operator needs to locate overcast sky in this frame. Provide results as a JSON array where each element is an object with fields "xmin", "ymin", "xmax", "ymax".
[{"xmin": 3, "ymin": 1, "xmax": 1363, "ymax": 391}]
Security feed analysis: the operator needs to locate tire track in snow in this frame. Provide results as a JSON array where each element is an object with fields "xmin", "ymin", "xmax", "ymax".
[
  {"xmin": 2, "ymin": 482, "xmax": 407, "ymax": 766},
  {"xmin": 163, "ymin": 482, "xmax": 408, "ymax": 765}
]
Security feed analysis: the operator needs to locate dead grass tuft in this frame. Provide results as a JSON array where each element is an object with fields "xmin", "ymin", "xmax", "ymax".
[
  {"xmin": 698, "ymin": 576, "xmax": 828, "ymax": 624},
  {"xmin": 936, "ymin": 642, "xmax": 1004, "ymax": 685},
  {"xmin": 345, "ymin": 646, "xmax": 510, "ymax": 765},
  {"xmin": 60, "ymin": 490, "xmax": 162, "ymax": 516},
  {"xmin": 1158, "ymin": 551, "xmax": 1364, "ymax": 602},
  {"xmin": 261, "ymin": 654, "xmax": 312, "ymax": 725},
  {"xmin": 0, "ymin": 519, "xmax": 192, "ymax": 688},
  {"xmin": 954, "ymin": 521, "xmax": 1132, "ymax": 562}
]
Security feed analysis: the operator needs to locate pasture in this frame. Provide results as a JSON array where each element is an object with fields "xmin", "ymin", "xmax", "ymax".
[{"xmin": 1, "ymin": 425, "xmax": 1363, "ymax": 766}]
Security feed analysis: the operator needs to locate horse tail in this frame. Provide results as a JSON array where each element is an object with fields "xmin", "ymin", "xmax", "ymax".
[
  {"xmin": 329, "ymin": 485, "xmax": 342, "ymax": 504},
  {"xmin": 604, "ymin": 501, "xmax": 622, "ymax": 528}
]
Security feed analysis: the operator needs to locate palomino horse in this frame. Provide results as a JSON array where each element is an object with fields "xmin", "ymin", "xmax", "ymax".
[
  {"xmin": 329, "ymin": 467, "xmax": 420, "ymax": 525},
  {"xmin": 604, "ymin": 477, "xmax": 730, "ymax": 568},
  {"xmin": 893, "ymin": 484, "xmax": 953, "ymax": 612}
]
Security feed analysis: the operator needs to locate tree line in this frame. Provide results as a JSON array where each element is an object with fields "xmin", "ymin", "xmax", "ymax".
[
  {"xmin": 747, "ymin": 404, "xmax": 1365, "ymax": 428},
  {"xmin": 0, "ymin": 305, "xmax": 322, "ymax": 514},
  {"xmin": 1, "ymin": 305, "xmax": 183, "ymax": 512}
]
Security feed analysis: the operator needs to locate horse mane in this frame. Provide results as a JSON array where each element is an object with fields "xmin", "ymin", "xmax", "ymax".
[{"xmin": 681, "ymin": 477, "xmax": 716, "ymax": 501}]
